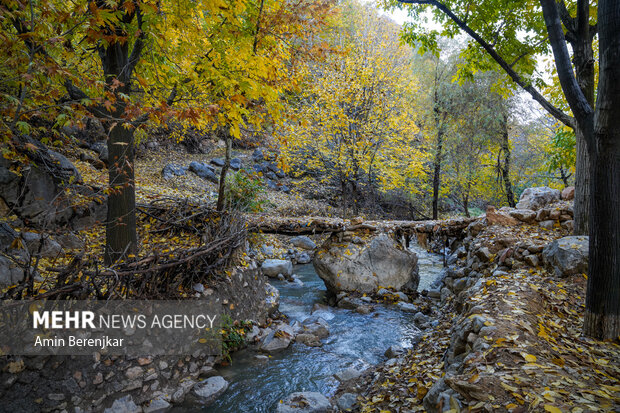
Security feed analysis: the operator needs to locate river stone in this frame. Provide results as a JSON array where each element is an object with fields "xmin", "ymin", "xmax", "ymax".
[
  {"xmin": 230, "ymin": 158, "xmax": 242, "ymax": 170},
  {"xmin": 259, "ymin": 330, "xmax": 292, "ymax": 353},
  {"xmin": 104, "ymin": 395, "xmax": 141, "ymax": 413},
  {"xmin": 265, "ymin": 283, "xmax": 280, "ymax": 315},
  {"xmin": 384, "ymin": 344, "xmax": 404, "ymax": 358},
  {"xmin": 516, "ymin": 187, "xmax": 561, "ymax": 211},
  {"xmin": 336, "ymin": 393, "xmax": 358, "ymax": 411},
  {"xmin": 334, "ymin": 367, "xmax": 361, "ymax": 382},
  {"xmin": 313, "ymin": 233, "xmax": 419, "ymax": 294},
  {"xmin": 262, "ymin": 259, "xmax": 293, "ymax": 277},
  {"xmin": 302, "ymin": 316, "xmax": 329, "ymax": 339},
  {"xmin": 143, "ymin": 397, "xmax": 171, "ymax": 413},
  {"xmin": 190, "ymin": 376, "xmax": 228, "ymax": 405},
  {"xmin": 296, "ymin": 252, "xmax": 312, "ymax": 264},
  {"xmin": 397, "ymin": 302, "xmax": 417, "ymax": 312},
  {"xmin": 291, "ymin": 236, "xmax": 316, "ymax": 250},
  {"xmin": 542, "ymin": 236, "xmax": 589, "ymax": 277},
  {"xmin": 276, "ymin": 392, "xmax": 330, "ymax": 413},
  {"xmin": 561, "ymin": 186, "xmax": 575, "ymax": 200},
  {"xmin": 296, "ymin": 333, "xmax": 322, "ymax": 347}
]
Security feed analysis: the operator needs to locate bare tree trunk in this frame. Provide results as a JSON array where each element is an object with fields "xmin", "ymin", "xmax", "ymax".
[
  {"xmin": 499, "ymin": 112, "xmax": 516, "ymax": 207},
  {"xmin": 583, "ymin": 0, "xmax": 620, "ymax": 339},
  {"xmin": 432, "ymin": 127, "xmax": 443, "ymax": 220},
  {"xmin": 216, "ymin": 136, "xmax": 232, "ymax": 211},
  {"xmin": 104, "ymin": 120, "xmax": 137, "ymax": 264}
]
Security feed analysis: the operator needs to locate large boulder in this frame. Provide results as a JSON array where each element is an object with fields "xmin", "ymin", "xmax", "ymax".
[
  {"xmin": 542, "ymin": 236, "xmax": 589, "ymax": 277},
  {"xmin": 276, "ymin": 392, "xmax": 331, "ymax": 413},
  {"xmin": 261, "ymin": 259, "xmax": 293, "ymax": 277},
  {"xmin": 188, "ymin": 376, "xmax": 228, "ymax": 405},
  {"xmin": 189, "ymin": 161, "xmax": 219, "ymax": 183},
  {"xmin": 290, "ymin": 236, "xmax": 316, "ymax": 250},
  {"xmin": 313, "ymin": 233, "xmax": 418, "ymax": 294},
  {"xmin": 516, "ymin": 187, "xmax": 561, "ymax": 211}
]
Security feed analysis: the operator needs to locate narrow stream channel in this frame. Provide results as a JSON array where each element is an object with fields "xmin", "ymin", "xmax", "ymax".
[{"xmin": 201, "ymin": 243, "xmax": 443, "ymax": 412}]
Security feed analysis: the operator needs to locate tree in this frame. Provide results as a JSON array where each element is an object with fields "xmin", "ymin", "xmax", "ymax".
[
  {"xmin": 393, "ymin": 0, "xmax": 619, "ymax": 339},
  {"xmin": 389, "ymin": 0, "xmax": 595, "ymax": 235},
  {"xmin": 279, "ymin": 1, "xmax": 425, "ymax": 217},
  {"xmin": 2, "ymin": 0, "xmax": 333, "ymax": 263}
]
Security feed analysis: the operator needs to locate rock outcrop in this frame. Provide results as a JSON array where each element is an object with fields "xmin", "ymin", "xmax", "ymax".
[
  {"xmin": 313, "ymin": 232, "xmax": 419, "ymax": 294},
  {"xmin": 515, "ymin": 187, "xmax": 561, "ymax": 210},
  {"xmin": 542, "ymin": 236, "xmax": 589, "ymax": 277}
]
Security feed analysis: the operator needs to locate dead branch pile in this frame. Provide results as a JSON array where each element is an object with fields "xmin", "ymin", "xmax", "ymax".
[{"xmin": 2, "ymin": 198, "xmax": 247, "ymax": 300}]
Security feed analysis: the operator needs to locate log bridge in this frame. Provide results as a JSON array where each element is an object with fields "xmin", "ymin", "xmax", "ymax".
[{"xmin": 248, "ymin": 215, "xmax": 476, "ymax": 248}]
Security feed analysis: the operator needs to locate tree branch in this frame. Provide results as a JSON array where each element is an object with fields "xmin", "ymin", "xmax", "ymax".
[
  {"xmin": 540, "ymin": 0, "xmax": 593, "ymax": 124},
  {"xmin": 398, "ymin": 0, "xmax": 575, "ymax": 128}
]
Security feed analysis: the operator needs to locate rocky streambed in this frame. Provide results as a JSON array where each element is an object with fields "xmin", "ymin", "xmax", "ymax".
[{"xmin": 199, "ymin": 243, "xmax": 443, "ymax": 413}]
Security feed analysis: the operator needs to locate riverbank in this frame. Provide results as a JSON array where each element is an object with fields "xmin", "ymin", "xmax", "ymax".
[{"xmin": 342, "ymin": 206, "xmax": 620, "ymax": 412}]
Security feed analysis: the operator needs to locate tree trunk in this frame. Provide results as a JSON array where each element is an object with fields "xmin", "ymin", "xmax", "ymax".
[
  {"xmin": 583, "ymin": 0, "xmax": 620, "ymax": 339},
  {"xmin": 499, "ymin": 112, "xmax": 516, "ymax": 207},
  {"xmin": 216, "ymin": 136, "xmax": 232, "ymax": 211},
  {"xmin": 462, "ymin": 193, "xmax": 470, "ymax": 217},
  {"xmin": 573, "ymin": 126, "xmax": 590, "ymax": 234},
  {"xmin": 432, "ymin": 127, "xmax": 443, "ymax": 220},
  {"xmin": 104, "ymin": 121, "xmax": 137, "ymax": 265}
]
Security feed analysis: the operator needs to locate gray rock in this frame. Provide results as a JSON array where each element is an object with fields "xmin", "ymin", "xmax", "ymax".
[
  {"xmin": 539, "ymin": 219, "xmax": 556, "ymax": 229},
  {"xmin": 516, "ymin": 187, "xmax": 561, "ymax": 211},
  {"xmin": 509, "ymin": 209, "xmax": 537, "ymax": 223},
  {"xmin": 252, "ymin": 163, "xmax": 264, "ymax": 174},
  {"xmin": 0, "ymin": 223, "xmax": 17, "ymax": 250},
  {"xmin": 523, "ymin": 254, "xmax": 539, "ymax": 267},
  {"xmin": 252, "ymin": 148, "xmax": 264, "ymax": 162},
  {"xmin": 142, "ymin": 397, "xmax": 171, "ymax": 413},
  {"xmin": 260, "ymin": 244, "xmax": 274, "ymax": 257},
  {"xmin": 313, "ymin": 233, "xmax": 419, "ymax": 294},
  {"xmin": 210, "ymin": 158, "xmax": 225, "ymax": 167},
  {"xmin": 264, "ymin": 283, "xmax": 280, "ymax": 315},
  {"xmin": 230, "ymin": 158, "xmax": 242, "ymax": 170},
  {"xmin": 291, "ymin": 236, "xmax": 316, "ymax": 250},
  {"xmin": 296, "ymin": 252, "xmax": 312, "ymax": 264},
  {"xmin": 302, "ymin": 316, "xmax": 329, "ymax": 339},
  {"xmin": 355, "ymin": 305, "xmax": 371, "ymax": 314},
  {"xmin": 262, "ymin": 259, "xmax": 293, "ymax": 277},
  {"xmin": 189, "ymin": 161, "xmax": 218, "ymax": 183},
  {"xmin": 259, "ymin": 330, "xmax": 292, "ymax": 353},
  {"xmin": 104, "ymin": 395, "xmax": 140, "ymax": 413},
  {"xmin": 542, "ymin": 236, "xmax": 589, "ymax": 277},
  {"xmin": 413, "ymin": 312, "xmax": 429, "ymax": 326},
  {"xmin": 334, "ymin": 367, "xmax": 361, "ymax": 382},
  {"xmin": 276, "ymin": 392, "xmax": 330, "ymax": 413},
  {"xmin": 394, "ymin": 291, "xmax": 409, "ymax": 302},
  {"xmin": 162, "ymin": 163, "xmax": 186, "ymax": 179},
  {"xmin": 336, "ymin": 393, "xmax": 357, "ymax": 411},
  {"xmin": 475, "ymin": 247, "xmax": 492, "ymax": 262},
  {"xmin": 296, "ymin": 333, "xmax": 322, "ymax": 347},
  {"xmin": 280, "ymin": 185, "xmax": 291, "ymax": 193},
  {"xmin": 266, "ymin": 179, "xmax": 278, "ymax": 190},
  {"xmin": 54, "ymin": 233, "xmax": 83, "ymax": 250},
  {"xmin": 397, "ymin": 302, "xmax": 417, "ymax": 312},
  {"xmin": 190, "ymin": 376, "xmax": 228, "ymax": 405},
  {"xmin": 21, "ymin": 232, "xmax": 64, "ymax": 258},
  {"xmin": 384, "ymin": 344, "xmax": 404, "ymax": 358}
]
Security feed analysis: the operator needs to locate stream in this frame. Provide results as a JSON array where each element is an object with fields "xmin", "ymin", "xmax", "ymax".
[{"xmin": 202, "ymin": 243, "xmax": 444, "ymax": 412}]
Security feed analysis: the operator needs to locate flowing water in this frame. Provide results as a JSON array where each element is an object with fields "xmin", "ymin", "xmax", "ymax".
[{"xmin": 201, "ymin": 243, "xmax": 443, "ymax": 413}]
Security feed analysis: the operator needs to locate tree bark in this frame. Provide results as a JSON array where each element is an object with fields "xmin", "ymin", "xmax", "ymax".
[
  {"xmin": 432, "ymin": 127, "xmax": 443, "ymax": 219},
  {"xmin": 573, "ymin": 126, "xmax": 590, "ymax": 234},
  {"xmin": 104, "ymin": 120, "xmax": 137, "ymax": 264},
  {"xmin": 499, "ymin": 112, "xmax": 516, "ymax": 207},
  {"xmin": 583, "ymin": 0, "xmax": 620, "ymax": 339},
  {"xmin": 216, "ymin": 136, "xmax": 232, "ymax": 211}
]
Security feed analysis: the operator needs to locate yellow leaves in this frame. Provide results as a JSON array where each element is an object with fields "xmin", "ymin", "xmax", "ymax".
[
  {"xmin": 543, "ymin": 405, "xmax": 562, "ymax": 413},
  {"xmin": 521, "ymin": 353, "xmax": 537, "ymax": 363}
]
